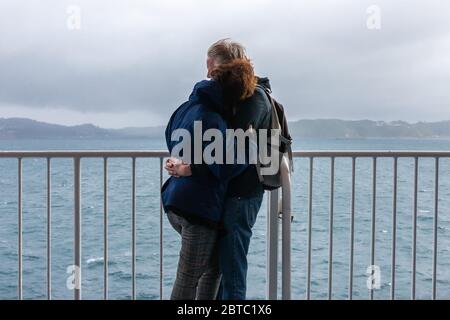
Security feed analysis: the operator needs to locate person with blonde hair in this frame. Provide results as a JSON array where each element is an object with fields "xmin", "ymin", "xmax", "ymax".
[
  {"xmin": 162, "ymin": 39, "xmax": 260, "ymax": 300},
  {"xmin": 166, "ymin": 39, "xmax": 273, "ymax": 300}
]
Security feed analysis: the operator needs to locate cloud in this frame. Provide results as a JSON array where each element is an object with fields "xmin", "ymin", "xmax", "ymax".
[{"xmin": 0, "ymin": 0, "xmax": 449, "ymax": 127}]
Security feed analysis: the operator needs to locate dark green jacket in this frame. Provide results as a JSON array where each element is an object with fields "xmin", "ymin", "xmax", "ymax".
[{"xmin": 191, "ymin": 77, "xmax": 272, "ymax": 198}]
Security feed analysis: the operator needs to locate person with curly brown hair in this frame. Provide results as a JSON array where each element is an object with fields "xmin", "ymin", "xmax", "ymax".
[
  {"xmin": 165, "ymin": 39, "xmax": 272, "ymax": 300},
  {"xmin": 162, "ymin": 39, "xmax": 263, "ymax": 300}
]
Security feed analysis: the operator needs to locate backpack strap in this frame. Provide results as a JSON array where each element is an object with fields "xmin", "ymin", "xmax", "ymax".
[{"xmin": 257, "ymin": 84, "xmax": 294, "ymax": 173}]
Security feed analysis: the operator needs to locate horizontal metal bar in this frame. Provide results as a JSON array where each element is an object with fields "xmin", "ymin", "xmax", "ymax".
[
  {"xmin": 0, "ymin": 150, "xmax": 170, "ymax": 158},
  {"xmin": 292, "ymin": 151, "xmax": 450, "ymax": 158},
  {"xmin": 1, "ymin": 150, "xmax": 449, "ymax": 159}
]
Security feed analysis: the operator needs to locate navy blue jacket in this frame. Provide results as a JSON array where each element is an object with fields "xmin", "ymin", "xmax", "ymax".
[{"xmin": 161, "ymin": 80, "xmax": 247, "ymax": 226}]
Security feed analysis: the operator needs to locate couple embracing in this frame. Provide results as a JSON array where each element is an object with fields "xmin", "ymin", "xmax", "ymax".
[{"xmin": 161, "ymin": 39, "xmax": 274, "ymax": 300}]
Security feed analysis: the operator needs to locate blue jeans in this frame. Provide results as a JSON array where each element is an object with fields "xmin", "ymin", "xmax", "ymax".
[{"xmin": 218, "ymin": 194, "xmax": 263, "ymax": 300}]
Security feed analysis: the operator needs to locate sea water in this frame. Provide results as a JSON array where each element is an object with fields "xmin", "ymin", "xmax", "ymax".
[{"xmin": 0, "ymin": 138, "xmax": 449, "ymax": 300}]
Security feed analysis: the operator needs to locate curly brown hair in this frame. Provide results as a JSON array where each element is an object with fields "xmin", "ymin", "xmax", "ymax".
[{"xmin": 211, "ymin": 58, "xmax": 257, "ymax": 107}]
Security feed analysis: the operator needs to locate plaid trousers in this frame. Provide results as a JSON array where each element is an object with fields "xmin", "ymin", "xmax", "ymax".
[{"xmin": 167, "ymin": 211, "xmax": 221, "ymax": 300}]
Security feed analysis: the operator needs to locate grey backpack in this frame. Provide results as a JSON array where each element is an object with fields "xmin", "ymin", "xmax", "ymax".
[{"xmin": 255, "ymin": 86, "xmax": 293, "ymax": 190}]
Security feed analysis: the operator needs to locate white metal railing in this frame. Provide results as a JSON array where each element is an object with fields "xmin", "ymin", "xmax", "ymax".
[
  {"xmin": 266, "ymin": 155, "xmax": 291, "ymax": 300},
  {"xmin": 1, "ymin": 151, "xmax": 167, "ymax": 300},
  {"xmin": 0, "ymin": 150, "xmax": 449, "ymax": 300},
  {"xmin": 287, "ymin": 150, "xmax": 449, "ymax": 300}
]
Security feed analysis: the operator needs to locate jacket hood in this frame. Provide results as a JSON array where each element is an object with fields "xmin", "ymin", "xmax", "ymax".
[
  {"xmin": 189, "ymin": 80, "xmax": 226, "ymax": 115},
  {"xmin": 188, "ymin": 77, "xmax": 271, "ymax": 116},
  {"xmin": 257, "ymin": 77, "xmax": 271, "ymax": 91}
]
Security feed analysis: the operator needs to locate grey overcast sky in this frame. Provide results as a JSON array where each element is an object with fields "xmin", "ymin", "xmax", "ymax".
[{"xmin": 0, "ymin": 0, "xmax": 449, "ymax": 128}]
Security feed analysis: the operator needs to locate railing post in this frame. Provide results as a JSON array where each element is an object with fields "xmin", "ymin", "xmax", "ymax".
[
  {"xmin": 47, "ymin": 157, "xmax": 52, "ymax": 300},
  {"xmin": 159, "ymin": 157, "xmax": 164, "ymax": 300},
  {"xmin": 348, "ymin": 157, "xmax": 356, "ymax": 300},
  {"xmin": 281, "ymin": 157, "xmax": 292, "ymax": 300},
  {"xmin": 391, "ymin": 157, "xmax": 398, "ymax": 300},
  {"xmin": 131, "ymin": 157, "xmax": 136, "ymax": 300},
  {"xmin": 328, "ymin": 157, "xmax": 335, "ymax": 300},
  {"xmin": 306, "ymin": 157, "xmax": 314, "ymax": 300},
  {"xmin": 74, "ymin": 157, "xmax": 81, "ymax": 300},
  {"xmin": 18, "ymin": 158, "xmax": 22, "ymax": 300},
  {"xmin": 103, "ymin": 157, "xmax": 108, "ymax": 300},
  {"xmin": 432, "ymin": 157, "xmax": 439, "ymax": 300},
  {"xmin": 266, "ymin": 188, "xmax": 279, "ymax": 300},
  {"xmin": 412, "ymin": 157, "xmax": 418, "ymax": 300},
  {"xmin": 370, "ymin": 157, "xmax": 377, "ymax": 300}
]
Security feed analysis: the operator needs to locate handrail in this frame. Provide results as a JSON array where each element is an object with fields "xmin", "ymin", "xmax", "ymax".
[
  {"xmin": 1, "ymin": 149, "xmax": 448, "ymax": 300},
  {"xmin": 280, "ymin": 156, "xmax": 292, "ymax": 300},
  {"xmin": 292, "ymin": 150, "xmax": 450, "ymax": 157},
  {"xmin": 1, "ymin": 149, "xmax": 449, "ymax": 158},
  {"xmin": 0, "ymin": 150, "xmax": 169, "ymax": 158}
]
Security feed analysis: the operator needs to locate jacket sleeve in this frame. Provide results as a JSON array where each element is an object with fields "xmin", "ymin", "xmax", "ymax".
[{"xmin": 165, "ymin": 119, "xmax": 171, "ymax": 152}]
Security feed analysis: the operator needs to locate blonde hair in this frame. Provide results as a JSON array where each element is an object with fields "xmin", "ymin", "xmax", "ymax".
[
  {"xmin": 207, "ymin": 38, "xmax": 248, "ymax": 65},
  {"xmin": 208, "ymin": 39, "xmax": 257, "ymax": 106}
]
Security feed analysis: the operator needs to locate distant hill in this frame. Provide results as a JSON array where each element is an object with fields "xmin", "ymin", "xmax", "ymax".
[
  {"xmin": 0, "ymin": 118, "xmax": 114, "ymax": 139},
  {"xmin": 288, "ymin": 119, "xmax": 450, "ymax": 138},
  {"xmin": 0, "ymin": 118, "xmax": 164, "ymax": 139},
  {"xmin": 111, "ymin": 126, "xmax": 165, "ymax": 139},
  {"xmin": 1, "ymin": 117, "xmax": 450, "ymax": 139}
]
